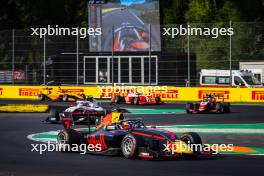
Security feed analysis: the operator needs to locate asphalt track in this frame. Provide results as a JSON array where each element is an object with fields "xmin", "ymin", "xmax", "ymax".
[{"xmin": 0, "ymin": 101, "xmax": 264, "ymax": 176}]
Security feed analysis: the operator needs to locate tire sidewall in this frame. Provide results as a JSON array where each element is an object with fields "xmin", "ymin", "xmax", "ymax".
[
  {"xmin": 62, "ymin": 94, "xmax": 68, "ymax": 102},
  {"xmin": 38, "ymin": 94, "xmax": 45, "ymax": 101},
  {"xmin": 186, "ymin": 103, "xmax": 193, "ymax": 113},
  {"xmin": 216, "ymin": 103, "xmax": 223, "ymax": 113},
  {"xmin": 49, "ymin": 108, "xmax": 60, "ymax": 123},
  {"xmin": 180, "ymin": 132, "xmax": 202, "ymax": 145},
  {"xmin": 121, "ymin": 134, "xmax": 137, "ymax": 159},
  {"xmin": 180, "ymin": 132, "xmax": 202, "ymax": 153},
  {"xmin": 115, "ymin": 96, "xmax": 120, "ymax": 104},
  {"xmin": 134, "ymin": 97, "xmax": 139, "ymax": 105},
  {"xmin": 57, "ymin": 129, "xmax": 81, "ymax": 152},
  {"xmin": 155, "ymin": 96, "xmax": 161, "ymax": 103}
]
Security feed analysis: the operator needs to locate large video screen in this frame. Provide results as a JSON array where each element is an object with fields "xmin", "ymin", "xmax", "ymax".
[{"xmin": 89, "ymin": 0, "xmax": 161, "ymax": 52}]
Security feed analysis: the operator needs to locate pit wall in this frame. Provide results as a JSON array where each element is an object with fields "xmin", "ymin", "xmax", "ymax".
[{"xmin": 0, "ymin": 85, "xmax": 264, "ymax": 103}]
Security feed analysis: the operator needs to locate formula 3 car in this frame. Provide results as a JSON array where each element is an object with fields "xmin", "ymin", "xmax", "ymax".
[
  {"xmin": 103, "ymin": 23, "xmax": 151, "ymax": 52},
  {"xmin": 45, "ymin": 100, "xmax": 105, "ymax": 124},
  {"xmin": 57, "ymin": 117, "xmax": 215, "ymax": 159},
  {"xmin": 112, "ymin": 92, "xmax": 163, "ymax": 105},
  {"xmin": 38, "ymin": 86, "xmax": 88, "ymax": 102},
  {"xmin": 186, "ymin": 94, "xmax": 231, "ymax": 114}
]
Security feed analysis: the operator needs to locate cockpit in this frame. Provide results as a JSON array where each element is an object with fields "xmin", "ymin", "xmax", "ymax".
[{"xmin": 105, "ymin": 120, "xmax": 146, "ymax": 131}]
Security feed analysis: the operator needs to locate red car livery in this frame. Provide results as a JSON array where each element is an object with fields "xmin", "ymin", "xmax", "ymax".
[{"xmin": 112, "ymin": 93, "xmax": 163, "ymax": 105}]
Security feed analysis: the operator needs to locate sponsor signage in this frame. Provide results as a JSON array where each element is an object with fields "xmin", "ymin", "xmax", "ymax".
[
  {"xmin": 100, "ymin": 88, "xmax": 178, "ymax": 100},
  {"xmin": 0, "ymin": 85, "xmax": 263, "ymax": 102},
  {"xmin": 19, "ymin": 88, "xmax": 40, "ymax": 96},
  {"xmin": 61, "ymin": 89, "xmax": 84, "ymax": 93},
  {"xmin": 198, "ymin": 90, "xmax": 230, "ymax": 100},
  {"xmin": 252, "ymin": 91, "xmax": 264, "ymax": 101}
]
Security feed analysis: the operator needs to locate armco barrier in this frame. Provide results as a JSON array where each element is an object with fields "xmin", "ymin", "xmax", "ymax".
[{"xmin": 0, "ymin": 85, "xmax": 264, "ymax": 103}]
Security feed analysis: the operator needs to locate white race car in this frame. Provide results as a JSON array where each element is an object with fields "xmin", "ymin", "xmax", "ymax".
[{"xmin": 46, "ymin": 100, "xmax": 105, "ymax": 124}]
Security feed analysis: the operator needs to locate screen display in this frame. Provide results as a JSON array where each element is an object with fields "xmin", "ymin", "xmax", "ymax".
[{"xmin": 89, "ymin": 0, "xmax": 161, "ymax": 52}]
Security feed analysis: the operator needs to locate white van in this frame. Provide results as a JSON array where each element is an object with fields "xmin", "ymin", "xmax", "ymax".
[
  {"xmin": 200, "ymin": 69, "xmax": 263, "ymax": 88},
  {"xmin": 239, "ymin": 62, "xmax": 264, "ymax": 84}
]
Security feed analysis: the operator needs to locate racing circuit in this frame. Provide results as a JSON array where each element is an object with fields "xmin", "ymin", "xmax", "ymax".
[{"xmin": 0, "ymin": 100, "xmax": 263, "ymax": 176}]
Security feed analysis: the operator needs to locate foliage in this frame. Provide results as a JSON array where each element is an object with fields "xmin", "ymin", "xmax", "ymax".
[{"xmin": 0, "ymin": 0, "xmax": 264, "ymax": 73}]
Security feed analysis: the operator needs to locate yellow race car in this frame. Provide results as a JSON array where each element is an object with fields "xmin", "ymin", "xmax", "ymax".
[{"xmin": 38, "ymin": 86, "xmax": 88, "ymax": 102}]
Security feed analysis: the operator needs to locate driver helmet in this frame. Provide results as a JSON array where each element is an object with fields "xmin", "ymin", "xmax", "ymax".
[
  {"xmin": 77, "ymin": 102, "xmax": 84, "ymax": 107},
  {"xmin": 120, "ymin": 121, "xmax": 132, "ymax": 130}
]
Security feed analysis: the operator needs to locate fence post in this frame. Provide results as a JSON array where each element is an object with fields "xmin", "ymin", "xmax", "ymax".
[
  {"xmin": 187, "ymin": 24, "xmax": 190, "ymax": 87},
  {"xmin": 76, "ymin": 27, "xmax": 79, "ymax": 86},
  {"xmin": 149, "ymin": 24, "xmax": 152, "ymax": 85},
  {"xmin": 229, "ymin": 21, "xmax": 232, "ymax": 87},
  {"xmin": 12, "ymin": 29, "xmax": 15, "ymax": 85},
  {"xmin": 43, "ymin": 34, "xmax": 46, "ymax": 85},
  {"xmin": 111, "ymin": 26, "xmax": 114, "ymax": 86}
]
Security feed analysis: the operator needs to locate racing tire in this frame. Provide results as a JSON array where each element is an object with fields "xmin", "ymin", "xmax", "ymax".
[
  {"xmin": 57, "ymin": 129, "xmax": 81, "ymax": 152},
  {"xmin": 155, "ymin": 96, "xmax": 161, "ymax": 104},
  {"xmin": 48, "ymin": 108, "xmax": 60, "ymax": 123},
  {"xmin": 80, "ymin": 94, "xmax": 86, "ymax": 100},
  {"xmin": 133, "ymin": 97, "xmax": 139, "ymax": 105},
  {"xmin": 185, "ymin": 103, "xmax": 194, "ymax": 114},
  {"xmin": 215, "ymin": 103, "xmax": 224, "ymax": 113},
  {"xmin": 86, "ymin": 95, "xmax": 93, "ymax": 101},
  {"xmin": 121, "ymin": 134, "xmax": 138, "ymax": 159},
  {"xmin": 38, "ymin": 94, "xmax": 46, "ymax": 101},
  {"xmin": 114, "ymin": 96, "xmax": 122, "ymax": 104},
  {"xmin": 180, "ymin": 132, "xmax": 202, "ymax": 154},
  {"xmin": 62, "ymin": 94, "xmax": 68, "ymax": 102},
  {"xmin": 223, "ymin": 103, "xmax": 231, "ymax": 113}
]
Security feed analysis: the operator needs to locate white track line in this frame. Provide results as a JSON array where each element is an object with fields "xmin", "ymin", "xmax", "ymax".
[
  {"xmin": 128, "ymin": 9, "xmax": 145, "ymax": 25},
  {"xmin": 161, "ymin": 128, "xmax": 264, "ymax": 134}
]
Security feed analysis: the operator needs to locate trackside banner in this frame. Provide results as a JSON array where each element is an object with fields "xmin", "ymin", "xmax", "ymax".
[{"xmin": 0, "ymin": 85, "xmax": 264, "ymax": 102}]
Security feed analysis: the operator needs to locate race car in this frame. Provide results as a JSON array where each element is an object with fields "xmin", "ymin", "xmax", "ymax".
[
  {"xmin": 112, "ymin": 92, "xmax": 163, "ymax": 105},
  {"xmin": 103, "ymin": 23, "xmax": 151, "ymax": 52},
  {"xmin": 45, "ymin": 100, "xmax": 105, "ymax": 123},
  {"xmin": 38, "ymin": 86, "xmax": 88, "ymax": 102},
  {"xmin": 57, "ymin": 118, "xmax": 215, "ymax": 159},
  {"xmin": 186, "ymin": 94, "xmax": 231, "ymax": 114}
]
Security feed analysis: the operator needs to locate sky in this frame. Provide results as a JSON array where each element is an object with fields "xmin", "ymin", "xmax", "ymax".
[{"xmin": 120, "ymin": 0, "xmax": 146, "ymax": 6}]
